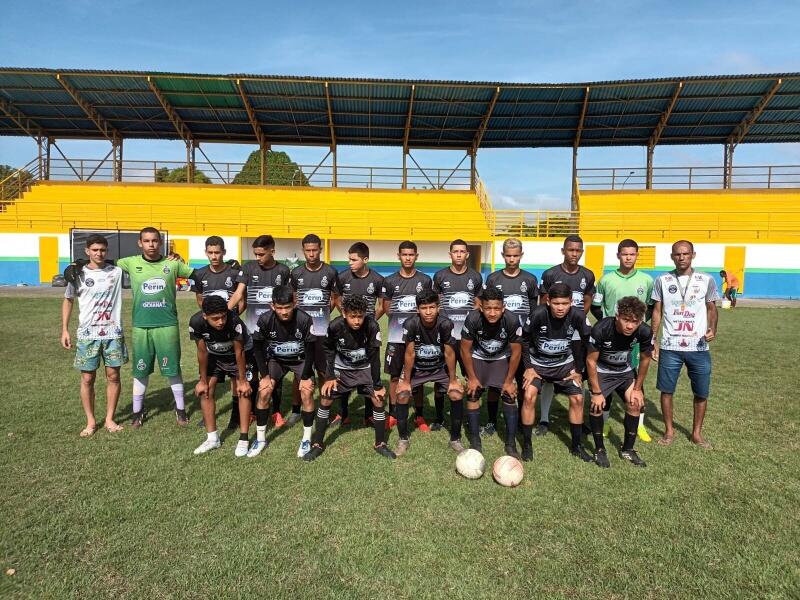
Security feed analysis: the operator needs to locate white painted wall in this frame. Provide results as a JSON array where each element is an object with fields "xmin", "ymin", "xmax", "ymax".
[{"xmin": 186, "ymin": 235, "xmax": 240, "ymax": 262}]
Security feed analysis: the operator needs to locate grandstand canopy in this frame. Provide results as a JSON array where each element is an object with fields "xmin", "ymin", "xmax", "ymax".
[{"xmin": 1, "ymin": 68, "xmax": 799, "ymax": 149}]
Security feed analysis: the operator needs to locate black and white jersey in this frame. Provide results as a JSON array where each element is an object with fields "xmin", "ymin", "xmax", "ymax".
[
  {"xmin": 188, "ymin": 310, "xmax": 251, "ymax": 357},
  {"xmin": 522, "ymin": 305, "xmax": 588, "ymax": 369},
  {"xmin": 432, "ymin": 267, "xmax": 483, "ymax": 340},
  {"xmin": 482, "ymin": 269, "xmax": 539, "ymax": 328},
  {"xmin": 324, "ymin": 316, "xmax": 382, "ymax": 383},
  {"xmin": 290, "ymin": 262, "xmax": 339, "ymax": 337},
  {"xmin": 401, "ymin": 314, "xmax": 456, "ymax": 373},
  {"xmin": 236, "ymin": 261, "xmax": 291, "ymax": 333},
  {"xmin": 540, "ymin": 264, "xmax": 596, "ymax": 310},
  {"xmin": 338, "ymin": 268, "xmax": 384, "ymax": 317},
  {"xmin": 253, "ymin": 309, "xmax": 315, "ymax": 367},
  {"xmin": 588, "ymin": 316, "xmax": 653, "ymax": 374},
  {"xmin": 461, "ymin": 309, "xmax": 522, "ymax": 361},
  {"xmin": 192, "ymin": 264, "xmax": 239, "ymax": 300},
  {"xmin": 381, "ymin": 271, "xmax": 433, "ymax": 343}
]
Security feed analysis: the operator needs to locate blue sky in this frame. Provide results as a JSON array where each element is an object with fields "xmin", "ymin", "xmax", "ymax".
[{"xmin": 1, "ymin": 0, "xmax": 799, "ymax": 208}]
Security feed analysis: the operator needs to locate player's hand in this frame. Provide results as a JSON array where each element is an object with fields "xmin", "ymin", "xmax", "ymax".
[
  {"xmin": 447, "ymin": 380, "xmax": 464, "ymax": 399},
  {"xmin": 321, "ymin": 379, "xmax": 338, "ymax": 398},
  {"xmin": 194, "ymin": 381, "xmax": 208, "ymax": 399},
  {"xmin": 60, "ymin": 330, "xmax": 72, "ymax": 350},
  {"xmin": 298, "ymin": 378, "xmax": 314, "ymax": 394},
  {"xmin": 564, "ymin": 369, "xmax": 582, "ymax": 387},
  {"xmin": 466, "ymin": 376, "xmax": 481, "ymax": 397},
  {"xmin": 522, "ymin": 367, "xmax": 538, "ymax": 387},
  {"xmin": 590, "ymin": 393, "xmax": 605, "ymax": 416},
  {"xmin": 652, "ymin": 345, "xmax": 659, "ymax": 362},
  {"xmin": 258, "ymin": 376, "xmax": 274, "ymax": 395},
  {"xmin": 501, "ymin": 379, "xmax": 517, "ymax": 399},
  {"xmin": 167, "ymin": 252, "xmax": 183, "ymax": 262},
  {"xmin": 704, "ymin": 328, "xmax": 716, "ymax": 342},
  {"xmin": 629, "ymin": 389, "xmax": 645, "ymax": 411},
  {"xmin": 236, "ymin": 380, "xmax": 251, "ymax": 398},
  {"xmin": 373, "ymin": 387, "xmax": 386, "ymax": 402}
]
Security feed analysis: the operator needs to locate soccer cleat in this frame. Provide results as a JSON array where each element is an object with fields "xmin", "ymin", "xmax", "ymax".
[
  {"xmin": 285, "ymin": 412, "xmax": 302, "ymax": 427},
  {"xmin": 246, "ymin": 439, "xmax": 268, "ymax": 458},
  {"xmin": 387, "ymin": 415, "xmax": 397, "ymax": 430},
  {"xmin": 302, "ymin": 444, "xmax": 325, "ymax": 462},
  {"xmin": 504, "ymin": 443, "xmax": 520, "ymax": 459},
  {"xmin": 521, "ymin": 443, "xmax": 534, "ymax": 462},
  {"xmin": 449, "ymin": 440, "xmax": 466, "ymax": 454},
  {"xmin": 193, "ymin": 438, "xmax": 221, "ymax": 455},
  {"xmin": 374, "ymin": 443, "xmax": 397, "ymax": 459},
  {"xmin": 414, "ymin": 416, "xmax": 430, "ymax": 432},
  {"xmin": 469, "ymin": 437, "xmax": 483, "ymax": 453},
  {"xmin": 430, "ymin": 421, "xmax": 445, "ymax": 432},
  {"xmin": 619, "ymin": 449, "xmax": 647, "ymax": 467},
  {"xmin": 395, "ymin": 439, "xmax": 410, "ymax": 457},
  {"xmin": 130, "ymin": 411, "xmax": 145, "ymax": 429},
  {"xmin": 175, "ymin": 409, "xmax": 189, "ymax": 426},
  {"xmin": 534, "ymin": 422, "xmax": 549, "ymax": 436},
  {"xmin": 570, "ymin": 445, "xmax": 595, "ymax": 463},
  {"xmin": 594, "ymin": 448, "xmax": 610, "ymax": 468},
  {"xmin": 637, "ymin": 425, "xmax": 652, "ymax": 443},
  {"xmin": 329, "ymin": 414, "xmax": 342, "ymax": 428},
  {"xmin": 271, "ymin": 412, "xmax": 286, "ymax": 428},
  {"xmin": 297, "ymin": 439, "xmax": 311, "ymax": 458},
  {"xmin": 603, "ymin": 421, "xmax": 611, "ymax": 438},
  {"xmin": 480, "ymin": 422, "xmax": 497, "ymax": 438},
  {"xmin": 363, "ymin": 417, "xmax": 375, "ymax": 427},
  {"xmin": 234, "ymin": 440, "xmax": 249, "ymax": 458}
]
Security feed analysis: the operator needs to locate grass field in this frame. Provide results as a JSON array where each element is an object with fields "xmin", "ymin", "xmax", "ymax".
[{"xmin": 1, "ymin": 293, "xmax": 799, "ymax": 599}]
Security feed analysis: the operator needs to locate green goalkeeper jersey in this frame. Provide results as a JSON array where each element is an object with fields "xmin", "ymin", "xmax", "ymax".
[
  {"xmin": 117, "ymin": 255, "xmax": 194, "ymax": 328},
  {"xmin": 592, "ymin": 268, "xmax": 654, "ymax": 317}
]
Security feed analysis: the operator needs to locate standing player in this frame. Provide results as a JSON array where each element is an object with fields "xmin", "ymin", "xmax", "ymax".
[
  {"xmin": 228, "ymin": 235, "xmax": 291, "ymax": 425},
  {"xmin": 116, "ymin": 227, "xmax": 195, "ymax": 427},
  {"xmin": 651, "ymin": 241, "xmax": 719, "ymax": 449},
  {"xmin": 336, "ymin": 242, "xmax": 384, "ymax": 424},
  {"xmin": 303, "ymin": 295, "xmax": 395, "ymax": 461},
  {"xmin": 520, "ymin": 283, "xmax": 592, "ymax": 463},
  {"xmin": 381, "ymin": 241, "xmax": 433, "ymax": 430},
  {"xmin": 432, "ymin": 239, "xmax": 482, "ymax": 430},
  {"xmin": 460, "ymin": 287, "xmax": 522, "ymax": 454},
  {"xmin": 537, "ymin": 235, "xmax": 596, "ymax": 436},
  {"xmin": 395, "ymin": 290, "xmax": 465, "ymax": 456},
  {"xmin": 586, "ymin": 296, "xmax": 653, "ymax": 467},
  {"xmin": 61, "ymin": 234, "xmax": 127, "ymax": 436},
  {"xmin": 590, "ymin": 239, "xmax": 654, "ymax": 442},
  {"xmin": 719, "ymin": 270, "xmax": 739, "ymax": 308},
  {"xmin": 189, "ymin": 296, "xmax": 253, "ymax": 456},
  {"xmin": 249, "ymin": 285, "xmax": 316, "ymax": 459},
  {"xmin": 481, "ymin": 237, "xmax": 538, "ymax": 436}
]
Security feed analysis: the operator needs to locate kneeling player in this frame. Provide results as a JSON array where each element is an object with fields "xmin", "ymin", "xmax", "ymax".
[
  {"xmin": 189, "ymin": 296, "xmax": 253, "ymax": 456},
  {"xmin": 521, "ymin": 283, "xmax": 592, "ymax": 463},
  {"xmin": 586, "ymin": 296, "xmax": 653, "ymax": 467},
  {"xmin": 460, "ymin": 288, "xmax": 521, "ymax": 455},
  {"xmin": 304, "ymin": 295, "xmax": 395, "ymax": 461},
  {"xmin": 396, "ymin": 289, "xmax": 465, "ymax": 456},
  {"xmin": 249, "ymin": 285, "xmax": 316, "ymax": 459}
]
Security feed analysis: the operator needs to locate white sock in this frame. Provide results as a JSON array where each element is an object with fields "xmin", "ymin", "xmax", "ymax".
[
  {"xmin": 256, "ymin": 425, "xmax": 267, "ymax": 442},
  {"xmin": 540, "ymin": 383, "xmax": 554, "ymax": 422},
  {"xmin": 168, "ymin": 376, "xmax": 185, "ymax": 410},
  {"xmin": 303, "ymin": 426, "xmax": 312, "ymax": 442},
  {"xmin": 207, "ymin": 430, "xmax": 219, "ymax": 442},
  {"xmin": 602, "ymin": 410, "xmax": 611, "ymax": 423},
  {"xmin": 132, "ymin": 376, "xmax": 149, "ymax": 413},
  {"xmin": 638, "ymin": 413, "xmax": 645, "ymax": 427}
]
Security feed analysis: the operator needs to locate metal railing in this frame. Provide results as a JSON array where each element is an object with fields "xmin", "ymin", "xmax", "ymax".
[{"xmin": 578, "ymin": 165, "xmax": 800, "ymax": 190}]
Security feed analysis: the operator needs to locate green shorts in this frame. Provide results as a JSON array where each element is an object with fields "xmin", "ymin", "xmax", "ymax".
[
  {"xmin": 74, "ymin": 338, "xmax": 128, "ymax": 371},
  {"xmin": 132, "ymin": 325, "xmax": 182, "ymax": 378}
]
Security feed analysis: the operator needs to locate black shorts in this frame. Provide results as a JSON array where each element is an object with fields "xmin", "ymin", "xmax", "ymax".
[
  {"xmin": 329, "ymin": 368, "xmax": 378, "ymax": 400},
  {"xmin": 472, "ymin": 356, "xmax": 510, "ymax": 391},
  {"xmin": 530, "ymin": 363, "xmax": 582, "ymax": 397},
  {"xmin": 403, "ymin": 367, "xmax": 451, "ymax": 394},
  {"xmin": 598, "ymin": 370, "xmax": 635, "ymax": 410},
  {"xmin": 267, "ymin": 360, "xmax": 312, "ymax": 383},
  {"xmin": 208, "ymin": 350, "xmax": 255, "ymax": 383},
  {"xmin": 384, "ymin": 342, "xmax": 405, "ymax": 378}
]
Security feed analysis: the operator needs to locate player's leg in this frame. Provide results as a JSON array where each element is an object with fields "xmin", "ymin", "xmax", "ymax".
[
  {"xmin": 619, "ymin": 383, "xmax": 646, "ymax": 467},
  {"xmin": 370, "ymin": 389, "xmax": 395, "ymax": 459},
  {"xmin": 501, "ymin": 390, "xmax": 520, "ymax": 458},
  {"xmin": 394, "ymin": 385, "xmax": 413, "ymax": 456},
  {"xmin": 432, "ymin": 389, "xmax": 446, "ymax": 430},
  {"xmin": 519, "ymin": 382, "xmax": 539, "ymax": 461},
  {"xmin": 589, "ymin": 381, "xmax": 612, "ymax": 468},
  {"xmin": 152, "ymin": 325, "xmax": 188, "ymax": 425},
  {"xmin": 446, "ymin": 383, "xmax": 465, "ymax": 453},
  {"xmin": 130, "ymin": 327, "xmax": 155, "ymax": 428},
  {"xmin": 296, "ymin": 370, "xmax": 316, "ymax": 458},
  {"xmin": 465, "ymin": 393, "xmax": 483, "ymax": 452},
  {"xmin": 246, "ymin": 369, "xmax": 274, "ymax": 458},
  {"xmin": 303, "ymin": 394, "xmax": 334, "ymax": 462},
  {"xmin": 385, "ymin": 343, "xmax": 400, "ymax": 429},
  {"xmin": 79, "ymin": 368, "xmax": 98, "ymax": 436},
  {"xmin": 567, "ymin": 387, "xmax": 593, "ymax": 463},
  {"xmin": 482, "ymin": 387, "xmax": 499, "ymax": 438},
  {"xmin": 233, "ymin": 373, "xmax": 253, "ymax": 458},
  {"xmin": 194, "ymin": 365, "xmax": 223, "ymax": 455},
  {"xmin": 536, "ymin": 382, "xmax": 555, "ymax": 435},
  {"xmin": 100, "ymin": 338, "xmax": 126, "ymax": 432},
  {"xmin": 413, "ymin": 385, "xmax": 429, "ymax": 432},
  {"xmin": 656, "ymin": 349, "xmax": 682, "ymax": 446},
  {"xmin": 686, "ymin": 351, "xmax": 712, "ymax": 449},
  {"xmin": 626, "ymin": 344, "xmax": 651, "ymax": 443}
]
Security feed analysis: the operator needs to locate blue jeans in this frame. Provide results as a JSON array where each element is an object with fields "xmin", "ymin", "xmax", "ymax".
[{"xmin": 657, "ymin": 349, "xmax": 711, "ymax": 399}]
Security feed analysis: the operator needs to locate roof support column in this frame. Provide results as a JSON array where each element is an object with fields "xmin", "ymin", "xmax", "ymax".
[
  {"xmin": 723, "ymin": 143, "xmax": 734, "ymax": 189},
  {"xmin": 402, "ymin": 151, "xmax": 407, "ymax": 190},
  {"xmin": 646, "ymin": 81, "xmax": 683, "ymax": 190},
  {"xmin": 332, "ymin": 147, "xmax": 337, "ymax": 188},
  {"xmin": 469, "ymin": 147, "xmax": 476, "ymax": 191},
  {"xmin": 186, "ymin": 141, "xmax": 196, "ymax": 183},
  {"xmin": 45, "ymin": 138, "xmax": 52, "ymax": 180},
  {"xmin": 572, "ymin": 86, "xmax": 590, "ymax": 211},
  {"xmin": 645, "ymin": 146, "xmax": 654, "ymax": 190}
]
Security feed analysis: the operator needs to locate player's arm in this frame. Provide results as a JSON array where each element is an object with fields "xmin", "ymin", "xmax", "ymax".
[
  {"xmin": 60, "ymin": 296, "xmax": 74, "ymax": 349},
  {"xmin": 228, "ymin": 278, "xmax": 246, "ymax": 312},
  {"xmin": 705, "ymin": 300, "xmax": 718, "ymax": 342},
  {"xmin": 233, "ymin": 339, "xmax": 250, "ymax": 397},
  {"xmin": 650, "ymin": 300, "xmax": 663, "ymax": 359},
  {"xmin": 585, "ymin": 348, "xmax": 604, "ymax": 415},
  {"xmin": 397, "ymin": 342, "xmax": 416, "ymax": 395},
  {"xmin": 459, "ymin": 338, "xmax": 480, "ymax": 397},
  {"xmin": 520, "ymin": 320, "xmax": 538, "ymax": 385},
  {"xmin": 583, "ymin": 293, "xmax": 593, "ymax": 315},
  {"xmin": 194, "ymin": 292, "xmax": 203, "ymax": 309},
  {"xmin": 590, "ymin": 304, "xmax": 604, "ymax": 321},
  {"xmin": 504, "ymin": 341, "xmax": 521, "ymax": 398},
  {"xmin": 381, "ymin": 298, "xmax": 391, "ymax": 319},
  {"xmin": 194, "ymin": 339, "xmax": 210, "ymax": 399}
]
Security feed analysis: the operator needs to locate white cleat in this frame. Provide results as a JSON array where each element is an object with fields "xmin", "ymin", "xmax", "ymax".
[
  {"xmin": 234, "ymin": 440, "xmax": 250, "ymax": 458},
  {"xmin": 297, "ymin": 439, "xmax": 311, "ymax": 458},
  {"xmin": 194, "ymin": 438, "xmax": 221, "ymax": 455},
  {"xmin": 246, "ymin": 439, "xmax": 267, "ymax": 458}
]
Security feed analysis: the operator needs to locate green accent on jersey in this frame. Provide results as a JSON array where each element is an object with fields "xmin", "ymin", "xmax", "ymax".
[
  {"xmin": 593, "ymin": 269, "xmax": 654, "ymax": 317},
  {"xmin": 117, "ymin": 255, "xmax": 194, "ymax": 328}
]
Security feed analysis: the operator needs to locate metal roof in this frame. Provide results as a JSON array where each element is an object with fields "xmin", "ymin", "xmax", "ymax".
[{"xmin": 1, "ymin": 68, "xmax": 799, "ymax": 149}]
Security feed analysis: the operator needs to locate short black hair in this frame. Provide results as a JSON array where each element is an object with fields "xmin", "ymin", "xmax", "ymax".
[
  {"xmin": 398, "ymin": 240, "xmax": 417, "ymax": 252},
  {"xmin": 202, "ymin": 295, "xmax": 228, "ymax": 315},
  {"xmin": 349, "ymin": 242, "xmax": 369, "ymax": 258},
  {"xmin": 271, "ymin": 285, "xmax": 293, "ymax": 305},
  {"xmin": 416, "ymin": 289, "xmax": 439, "ymax": 307},
  {"xmin": 139, "ymin": 226, "xmax": 160, "ymax": 240},
  {"xmin": 205, "ymin": 235, "xmax": 225, "ymax": 250},
  {"xmin": 618, "ymin": 239, "xmax": 638, "ymax": 252},
  {"xmin": 672, "ymin": 240, "xmax": 694, "ymax": 253},
  {"xmin": 719, "ymin": 270, "xmax": 727, "ymax": 277},
  {"xmin": 342, "ymin": 294, "xmax": 368, "ymax": 314},
  {"xmin": 563, "ymin": 235, "xmax": 583, "ymax": 248},
  {"xmin": 85, "ymin": 234, "xmax": 108, "ymax": 248},
  {"xmin": 302, "ymin": 234, "xmax": 322, "ymax": 246},
  {"xmin": 617, "ymin": 296, "xmax": 646, "ymax": 320},
  {"xmin": 548, "ymin": 282, "xmax": 572, "ymax": 300},
  {"xmin": 450, "ymin": 239, "xmax": 468, "ymax": 251},
  {"xmin": 252, "ymin": 235, "xmax": 275, "ymax": 250},
  {"xmin": 481, "ymin": 287, "xmax": 504, "ymax": 303}
]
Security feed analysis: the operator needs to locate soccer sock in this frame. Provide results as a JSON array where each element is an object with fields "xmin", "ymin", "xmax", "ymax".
[
  {"xmin": 255, "ymin": 408, "xmax": 269, "ymax": 442},
  {"xmin": 238, "ymin": 432, "xmax": 248, "ymax": 442},
  {"xmin": 397, "ymin": 403, "xmax": 410, "ymax": 440},
  {"xmin": 292, "ymin": 403, "xmax": 302, "ymax": 415},
  {"xmin": 434, "ymin": 391, "xmax": 445, "ymax": 423},
  {"xmin": 623, "ymin": 413, "xmax": 638, "ymax": 451},
  {"xmin": 301, "ymin": 410, "xmax": 314, "ymax": 442},
  {"xmin": 603, "ymin": 410, "xmax": 611, "ymax": 423},
  {"xmin": 501, "ymin": 401, "xmax": 519, "ymax": 447},
  {"xmin": 340, "ymin": 395, "xmax": 349, "ymax": 420},
  {"xmin": 638, "ymin": 412, "xmax": 645, "ymax": 427},
  {"xmin": 570, "ymin": 423, "xmax": 583, "ymax": 450},
  {"xmin": 540, "ymin": 385, "xmax": 553, "ymax": 423},
  {"xmin": 389, "ymin": 402, "xmax": 396, "ymax": 418},
  {"xmin": 207, "ymin": 430, "xmax": 219, "ymax": 442},
  {"xmin": 271, "ymin": 386, "xmax": 282, "ymax": 415},
  {"xmin": 373, "ymin": 408, "xmax": 387, "ymax": 445},
  {"xmin": 487, "ymin": 399, "xmax": 499, "ymax": 426},
  {"xmin": 466, "ymin": 408, "xmax": 481, "ymax": 443},
  {"xmin": 450, "ymin": 400, "xmax": 463, "ymax": 441},
  {"xmin": 414, "ymin": 401, "xmax": 424, "ymax": 421},
  {"xmin": 521, "ymin": 424, "xmax": 533, "ymax": 447},
  {"xmin": 132, "ymin": 376, "xmax": 148, "ymax": 413},
  {"xmin": 229, "ymin": 392, "xmax": 240, "ymax": 422},
  {"xmin": 313, "ymin": 406, "xmax": 330, "ymax": 446},
  {"xmin": 590, "ymin": 414, "xmax": 605, "ymax": 451},
  {"xmin": 364, "ymin": 396, "xmax": 374, "ymax": 420},
  {"xmin": 167, "ymin": 376, "xmax": 185, "ymax": 410}
]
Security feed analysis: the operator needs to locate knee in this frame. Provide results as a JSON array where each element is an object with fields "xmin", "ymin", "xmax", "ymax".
[
  {"xmin": 105, "ymin": 369, "xmax": 120, "ymax": 384},
  {"xmin": 569, "ymin": 395, "xmax": 584, "ymax": 408},
  {"xmin": 81, "ymin": 372, "xmax": 97, "ymax": 385}
]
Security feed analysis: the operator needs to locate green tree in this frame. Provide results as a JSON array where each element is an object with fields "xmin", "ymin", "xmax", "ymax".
[
  {"xmin": 232, "ymin": 150, "xmax": 309, "ymax": 186},
  {"xmin": 0, "ymin": 164, "xmax": 33, "ymax": 201},
  {"xmin": 154, "ymin": 165, "xmax": 211, "ymax": 184}
]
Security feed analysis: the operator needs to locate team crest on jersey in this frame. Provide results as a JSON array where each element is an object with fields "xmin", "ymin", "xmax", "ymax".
[
  {"xmin": 367, "ymin": 282, "xmax": 375, "ymax": 294},
  {"xmin": 668, "ymin": 285, "xmax": 678, "ymax": 294},
  {"xmin": 253, "ymin": 275, "xmax": 259, "ymax": 281},
  {"xmin": 136, "ymin": 359, "xmax": 146, "ymax": 370},
  {"xmin": 499, "ymin": 328, "xmax": 507, "ymax": 339},
  {"xmin": 520, "ymin": 281, "xmax": 527, "ymax": 293},
  {"xmin": 297, "ymin": 278, "xmax": 304, "ymax": 285},
  {"xmin": 467, "ymin": 279, "xmax": 475, "ymax": 291},
  {"xmin": 163, "ymin": 266, "xmax": 170, "ymax": 274},
  {"xmin": 225, "ymin": 276, "xmax": 232, "ymax": 288},
  {"xmin": 580, "ymin": 277, "xmax": 586, "ymax": 290},
  {"xmin": 343, "ymin": 283, "xmax": 351, "ymax": 291},
  {"xmin": 637, "ymin": 286, "xmax": 644, "ymax": 296},
  {"xmin": 269, "ymin": 331, "xmax": 277, "ymax": 338},
  {"xmin": 567, "ymin": 326, "xmax": 574, "ymax": 335},
  {"xmin": 540, "ymin": 325, "xmax": 547, "ymax": 332},
  {"xmin": 442, "ymin": 280, "xmax": 451, "ymax": 289},
  {"xmin": 275, "ymin": 275, "xmax": 281, "ymax": 284},
  {"xmin": 416, "ymin": 282, "xmax": 423, "ymax": 293},
  {"xmin": 295, "ymin": 329, "xmax": 302, "ymax": 339},
  {"xmin": 85, "ymin": 278, "xmax": 95, "ymax": 287},
  {"xmin": 603, "ymin": 341, "xmax": 612, "ymax": 347},
  {"xmin": 321, "ymin": 275, "xmax": 329, "ymax": 288}
]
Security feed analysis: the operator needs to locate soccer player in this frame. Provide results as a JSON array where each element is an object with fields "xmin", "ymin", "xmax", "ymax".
[
  {"xmin": 228, "ymin": 235, "xmax": 291, "ymax": 425},
  {"xmin": 189, "ymin": 296, "xmax": 253, "ymax": 456},
  {"xmin": 336, "ymin": 242, "xmax": 384, "ymax": 424},
  {"xmin": 61, "ymin": 234, "xmax": 127, "ymax": 436},
  {"xmin": 395, "ymin": 289, "xmax": 465, "ymax": 456},
  {"xmin": 460, "ymin": 287, "xmax": 522, "ymax": 454},
  {"xmin": 537, "ymin": 235, "xmax": 596, "ymax": 436},
  {"xmin": 586, "ymin": 296, "xmax": 653, "ymax": 468},
  {"xmin": 590, "ymin": 238, "xmax": 655, "ymax": 442},
  {"xmin": 303, "ymin": 295, "xmax": 395, "ymax": 461},
  {"xmin": 481, "ymin": 237, "xmax": 538, "ymax": 436},
  {"xmin": 431, "ymin": 239, "xmax": 482, "ymax": 430},
  {"xmin": 520, "ymin": 283, "xmax": 593, "ymax": 463},
  {"xmin": 651, "ymin": 241, "xmax": 720, "ymax": 449},
  {"xmin": 719, "ymin": 270, "xmax": 739, "ymax": 308},
  {"xmin": 116, "ymin": 227, "xmax": 195, "ymax": 427},
  {"xmin": 248, "ymin": 285, "xmax": 316, "ymax": 459},
  {"xmin": 381, "ymin": 241, "xmax": 433, "ymax": 430}
]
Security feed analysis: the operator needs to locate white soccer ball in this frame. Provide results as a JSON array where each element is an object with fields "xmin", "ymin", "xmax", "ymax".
[
  {"xmin": 455, "ymin": 449, "xmax": 486, "ymax": 479},
  {"xmin": 492, "ymin": 455, "xmax": 524, "ymax": 487}
]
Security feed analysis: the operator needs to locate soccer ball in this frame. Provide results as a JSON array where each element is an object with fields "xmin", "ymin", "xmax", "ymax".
[
  {"xmin": 455, "ymin": 449, "xmax": 486, "ymax": 479},
  {"xmin": 492, "ymin": 456, "xmax": 524, "ymax": 487}
]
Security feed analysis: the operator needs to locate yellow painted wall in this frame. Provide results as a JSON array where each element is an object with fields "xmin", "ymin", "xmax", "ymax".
[
  {"xmin": 583, "ymin": 245, "xmax": 605, "ymax": 281},
  {"xmin": 724, "ymin": 246, "xmax": 747, "ymax": 293},
  {"xmin": 38, "ymin": 236, "xmax": 58, "ymax": 283}
]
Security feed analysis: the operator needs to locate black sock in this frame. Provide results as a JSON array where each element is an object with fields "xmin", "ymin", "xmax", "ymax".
[
  {"xmin": 487, "ymin": 399, "xmax": 499, "ymax": 426},
  {"xmin": 292, "ymin": 403, "xmax": 302, "ymax": 415},
  {"xmin": 340, "ymin": 395, "xmax": 349, "ymax": 420},
  {"xmin": 389, "ymin": 402, "xmax": 396, "ymax": 418},
  {"xmin": 271, "ymin": 385, "xmax": 282, "ymax": 414},
  {"xmin": 434, "ymin": 392, "xmax": 445, "ymax": 423},
  {"xmin": 449, "ymin": 401, "xmax": 463, "ymax": 441},
  {"xmin": 502, "ymin": 401, "xmax": 519, "ymax": 447},
  {"xmin": 230, "ymin": 394, "xmax": 240, "ymax": 421},
  {"xmin": 623, "ymin": 413, "xmax": 638, "ymax": 451},
  {"xmin": 364, "ymin": 396, "xmax": 374, "ymax": 420},
  {"xmin": 254, "ymin": 408, "xmax": 270, "ymax": 427},
  {"xmin": 301, "ymin": 410, "xmax": 314, "ymax": 428},
  {"xmin": 373, "ymin": 408, "xmax": 386, "ymax": 445},
  {"xmin": 570, "ymin": 423, "xmax": 583, "ymax": 449},
  {"xmin": 590, "ymin": 414, "xmax": 605, "ymax": 451},
  {"xmin": 397, "ymin": 403, "xmax": 410, "ymax": 440},
  {"xmin": 414, "ymin": 402, "xmax": 424, "ymax": 421},
  {"xmin": 467, "ymin": 408, "xmax": 481, "ymax": 442},
  {"xmin": 313, "ymin": 406, "xmax": 331, "ymax": 446},
  {"xmin": 521, "ymin": 424, "xmax": 533, "ymax": 446},
  {"xmin": 239, "ymin": 432, "xmax": 248, "ymax": 442}
]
